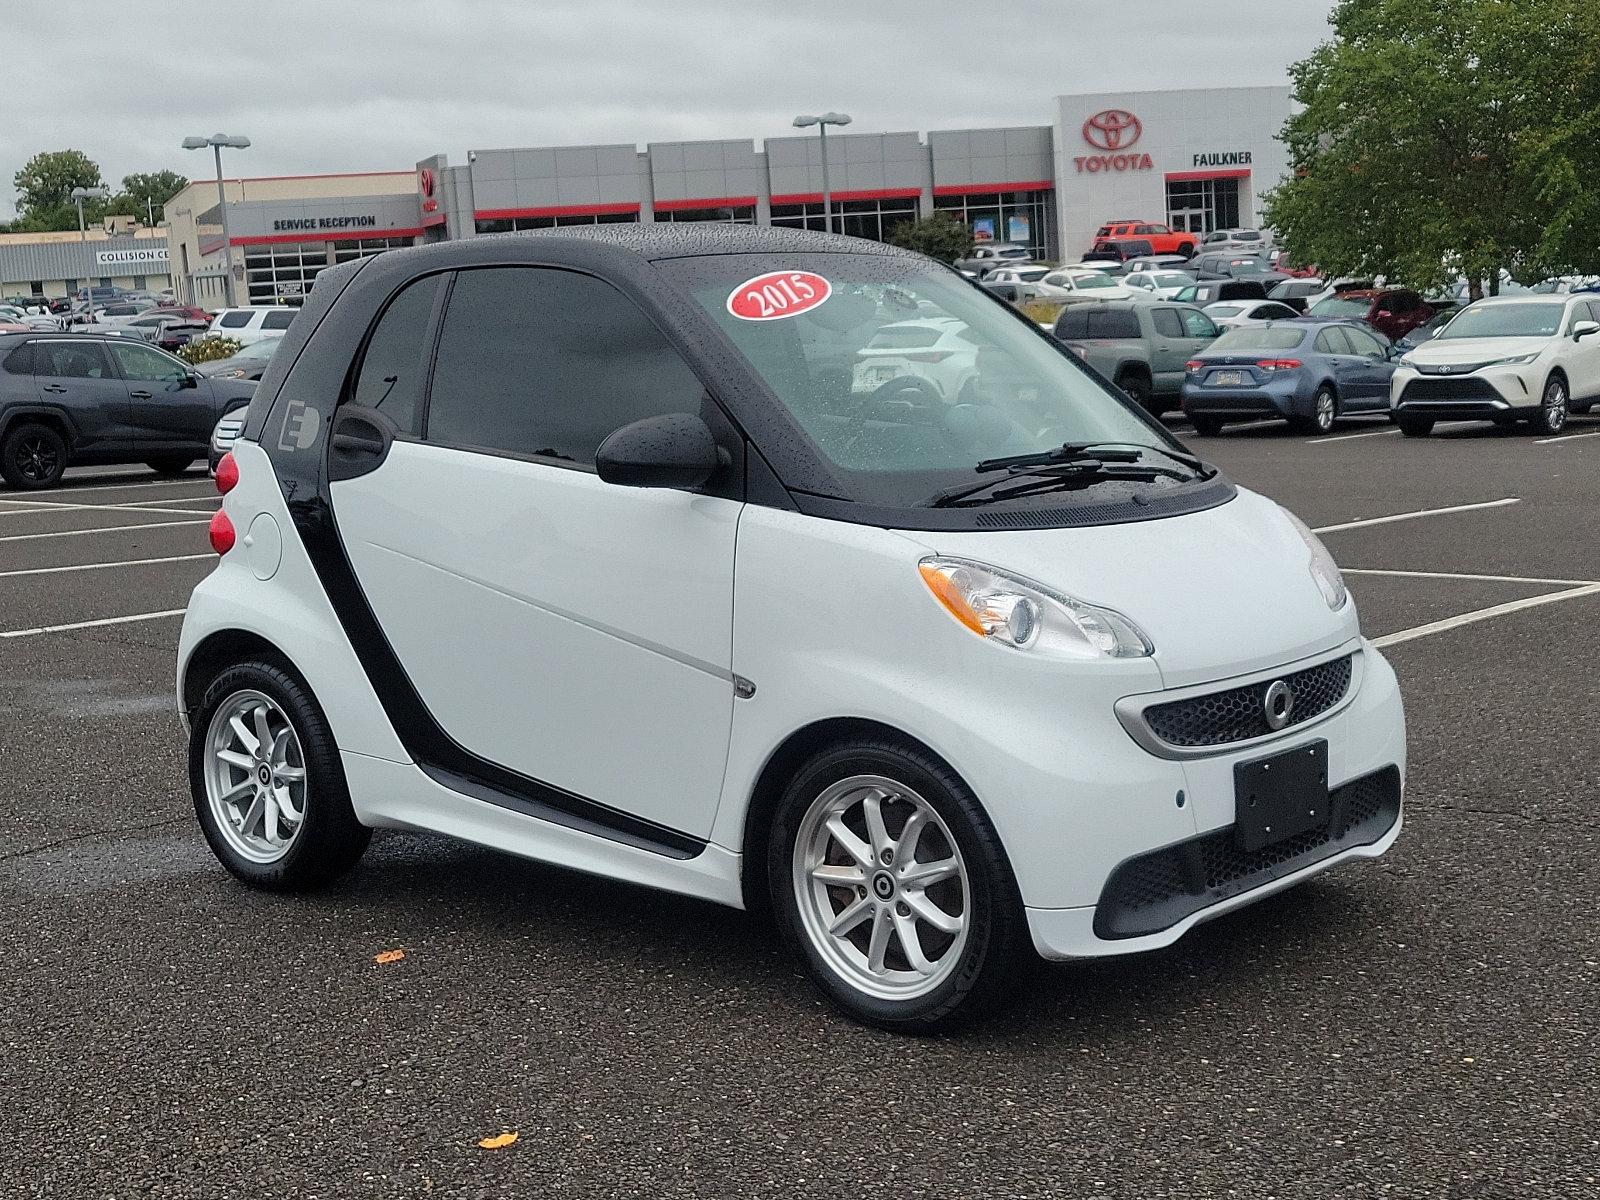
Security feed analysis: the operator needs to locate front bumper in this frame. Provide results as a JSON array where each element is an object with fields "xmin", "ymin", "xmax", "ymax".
[
  {"xmin": 1023, "ymin": 639, "xmax": 1406, "ymax": 960},
  {"xmin": 1390, "ymin": 366, "xmax": 1537, "ymax": 418}
]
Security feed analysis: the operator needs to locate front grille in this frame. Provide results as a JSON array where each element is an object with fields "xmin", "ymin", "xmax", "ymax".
[
  {"xmin": 1399, "ymin": 377, "xmax": 1501, "ymax": 402},
  {"xmin": 1143, "ymin": 655, "xmax": 1353, "ymax": 749},
  {"xmin": 1094, "ymin": 765, "xmax": 1402, "ymax": 939}
]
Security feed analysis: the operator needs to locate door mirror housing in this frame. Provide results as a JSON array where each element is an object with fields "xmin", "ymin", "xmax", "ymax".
[
  {"xmin": 1574, "ymin": 320, "xmax": 1600, "ymax": 340},
  {"xmin": 596, "ymin": 412, "xmax": 723, "ymax": 490},
  {"xmin": 181, "ymin": 372, "xmax": 200, "ymax": 389}
]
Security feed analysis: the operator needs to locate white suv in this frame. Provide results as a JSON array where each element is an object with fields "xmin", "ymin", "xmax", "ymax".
[
  {"xmin": 1390, "ymin": 294, "xmax": 1600, "ymax": 435},
  {"xmin": 178, "ymin": 226, "xmax": 1406, "ymax": 1032},
  {"xmin": 207, "ymin": 306, "xmax": 299, "ymax": 346}
]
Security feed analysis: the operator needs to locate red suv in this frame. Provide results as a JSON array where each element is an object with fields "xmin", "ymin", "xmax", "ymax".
[
  {"xmin": 1306, "ymin": 288, "xmax": 1434, "ymax": 341},
  {"xmin": 1093, "ymin": 220, "xmax": 1198, "ymax": 258}
]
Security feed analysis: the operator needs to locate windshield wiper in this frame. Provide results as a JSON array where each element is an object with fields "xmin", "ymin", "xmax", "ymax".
[
  {"xmin": 976, "ymin": 441, "xmax": 1210, "ymax": 476},
  {"xmin": 927, "ymin": 460, "xmax": 1172, "ymax": 508}
]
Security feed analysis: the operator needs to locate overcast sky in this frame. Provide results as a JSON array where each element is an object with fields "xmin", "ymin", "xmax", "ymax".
[{"xmin": 1, "ymin": 0, "xmax": 1336, "ymax": 218}]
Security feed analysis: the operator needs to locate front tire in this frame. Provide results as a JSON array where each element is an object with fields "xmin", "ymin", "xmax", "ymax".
[
  {"xmin": 0, "ymin": 421, "xmax": 68, "ymax": 489},
  {"xmin": 1396, "ymin": 415, "xmax": 1434, "ymax": 437},
  {"xmin": 189, "ymin": 660, "xmax": 370, "ymax": 891},
  {"xmin": 146, "ymin": 455, "xmax": 197, "ymax": 476},
  {"xmin": 768, "ymin": 740, "xmax": 1026, "ymax": 1033},
  {"xmin": 1529, "ymin": 375, "xmax": 1569, "ymax": 435}
]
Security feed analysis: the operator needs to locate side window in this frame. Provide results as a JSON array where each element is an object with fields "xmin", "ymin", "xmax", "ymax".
[
  {"xmin": 1086, "ymin": 309, "xmax": 1140, "ymax": 338},
  {"xmin": 1055, "ymin": 309, "xmax": 1089, "ymax": 339},
  {"xmin": 218, "ymin": 311, "xmax": 253, "ymax": 329},
  {"xmin": 1178, "ymin": 308, "xmax": 1219, "ymax": 339},
  {"xmin": 1264, "ymin": 304, "xmax": 1298, "ymax": 320},
  {"xmin": 425, "ymin": 267, "xmax": 708, "ymax": 466},
  {"xmin": 108, "ymin": 341, "xmax": 189, "ymax": 383},
  {"xmin": 350, "ymin": 275, "xmax": 441, "ymax": 436},
  {"xmin": 1586, "ymin": 300, "xmax": 1600, "ymax": 324},
  {"xmin": 3, "ymin": 343, "xmax": 32, "ymax": 374},
  {"xmin": 1318, "ymin": 327, "xmax": 1354, "ymax": 355},
  {"xmin": 261, "ymin": 310, "xmax": 296, "ymax": 331},
  {"xmin": 37, "ymin": 341, "xmax": 112, "ymax": 379},
  {"xmin": 1152, "ymin": 308, "xmax": 1184, "ymax": 338},
  {"xmin": 1345, "ymin": 327, "xmax": 1385, "ymax": 358}
]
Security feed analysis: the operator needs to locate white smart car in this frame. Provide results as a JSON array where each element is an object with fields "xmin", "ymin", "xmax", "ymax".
[
  {"xmin": 178, "ymin": 226, "xmax": 1406, "ymax": 1032},
  {"xmin": 1390, "ymin": 294, "xmax": 1600, "ymax": 435}
]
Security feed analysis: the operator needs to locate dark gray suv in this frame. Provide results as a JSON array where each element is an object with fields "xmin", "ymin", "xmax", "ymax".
[{"xmin": 0, "ymin": 332, "xmax": 256, "ymax": 489}]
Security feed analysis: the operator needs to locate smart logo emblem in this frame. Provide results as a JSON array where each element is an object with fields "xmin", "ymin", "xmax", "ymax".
[{"xmin": 1075, "ymin": 109, "xmax": 1155, "ymax": 175}]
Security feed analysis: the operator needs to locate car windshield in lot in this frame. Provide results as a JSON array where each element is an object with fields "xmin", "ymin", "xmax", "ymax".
[
  {"xmin": 1068, "ymin": 272, "xmax": 1119, "ymax": 289},
  {"xmin": 658, "ymin": 253, "xmax": 1178, "ymax": 505},
  {"xmin": 1308, "ymin": 296, "xmax": 1371, "ymax": 318},
  {"xmin": 1435, "ymin": 302, "xmax": 1565, "ymax": 339},
  {"xmin": 1208, "ymin": 304, "xmax": 1246, "ymax": 317},
  {"xmin": 1207, "ymin": 325, "xmax": 1308, "ymax": 352}
]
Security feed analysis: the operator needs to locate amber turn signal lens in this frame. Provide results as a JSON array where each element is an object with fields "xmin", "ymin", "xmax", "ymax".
[{"xmin": 918, "ymin": 562, "xmax": 987, "ymax": 635}]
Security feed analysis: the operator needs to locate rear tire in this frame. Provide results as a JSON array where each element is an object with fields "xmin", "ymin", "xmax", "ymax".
[
  {"xmin": 1290, "ymin": 386, "xmax": 1338, "ymax": 435},
  {"xmin": 0, "ymin": 421, "xmax": 68, "ymax": 490},
  {"xmin": 189, "ymin": 660, "xmax": 371, "ymax": 892},
  {"xmin": 1189, "ymin": 415, "xmax": 1225, "ymax": 436},
  {"xmin": 146, "ymin": 455, "xmax": 197, "ymax": 476},
  {"xmin": 768, "ymin": 739, "xmax": 1027, "ymax": 1033},
  {"xmin": 1116, "ymin": 371, "xmax": 1160, "ymax": 416},
  {"xmin": 1396, "ymin": 415, "xmax": 1434, "ymax": 437}
]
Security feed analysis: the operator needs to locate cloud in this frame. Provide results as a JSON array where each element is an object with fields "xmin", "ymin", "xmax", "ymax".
[{"xmin": 0, "ymin": 0, "xmax": 1335, "ymax": 218}]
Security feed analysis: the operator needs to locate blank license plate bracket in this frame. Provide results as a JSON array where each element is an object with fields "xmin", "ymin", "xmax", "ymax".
[{"xmin": 1233, "ymin": 740, "xmax": 1329, "ymax": 851}]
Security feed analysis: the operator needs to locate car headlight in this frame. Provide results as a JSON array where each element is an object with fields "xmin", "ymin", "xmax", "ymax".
[
  {"xmin": 1397, "ymin": 354, "xmax": 1416, "ymax": 368},
  {"xmin": 918, "ymin": 557, "xmax": 1154, "ymax": 658},
  {"xmin": 1478, "ymin": 353, "xmax": 1539, "ymax": 369},
  {"xmin": 1283, "ymin": 510, "xmax": 1347, "ymax": 610}
]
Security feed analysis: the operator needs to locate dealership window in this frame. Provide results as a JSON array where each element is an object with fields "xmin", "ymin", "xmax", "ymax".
[
  {"xmin": 653, "ymin": 205, "xmax": 757, "ymax": 224},
  {"xmin": 99, "ymin": 276, "xmax": 112, "ymax": 288},
  {"xmin": 132, "ymin": 276, "xmax": 145, "ymax": 289},
  {"xmin": 473, "ymin": 211, "xmax": 640, "ymax": 236},
  {"xmin": 332, "ymin": 236, "xmax": 415, "ymax": 266},
  {"xmin": 245, "ymin": 241, "xmax": 329, "ymax": 305},
  {"xmin": 1166, "ymin": 177, "xmax": 1242, "ymax": 235},
  {"xmin": 29, "ymin": 281, "xmax": 43, "ymax": 296},
  {"xmin": 932, "ymin": 190, "xmax": 1055, "ymax": 260},
  {"xmin": 770, "ymin": 195, "xmax": 919, "ymax": 244}
]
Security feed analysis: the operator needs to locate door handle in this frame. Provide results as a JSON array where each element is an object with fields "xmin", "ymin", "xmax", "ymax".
[
  {"xmin": 129, "ymin": 390, "xmax": 153, "ymax": 399},
  {"xmin": 41, "ymin": 384, "xmax": 66, "ymax": 393},
  {"xmin": 331, "ymin": 431, "xmax": 386, "ymax": 457}
]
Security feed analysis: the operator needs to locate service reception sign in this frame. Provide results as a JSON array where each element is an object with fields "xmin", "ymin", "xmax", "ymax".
[{"xmin": 94, "ymin": 245, "xmax": 171, "ymax": 269}]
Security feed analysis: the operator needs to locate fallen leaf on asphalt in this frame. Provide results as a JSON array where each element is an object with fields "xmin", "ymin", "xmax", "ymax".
[
  {"xmin": 374, "ymin": 949, "xmax": 405, "ymax": 964},
  {"xmin": 478, "ymin": 1132, "xmax": 519, "ymax": 1150}
]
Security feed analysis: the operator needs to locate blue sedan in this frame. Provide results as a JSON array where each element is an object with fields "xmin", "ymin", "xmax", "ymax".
[{"xmin": 1180, "ymin": 319, "xmax": 1401, "ymax": 435}]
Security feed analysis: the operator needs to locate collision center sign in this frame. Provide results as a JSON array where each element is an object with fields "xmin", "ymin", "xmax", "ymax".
[
  {"xmin": 94, "ymin": 245, "xmax": 170, "ymax": 268},
  {"xmin": 1075, "ymin": 109, "xmax": 1154, "ymax": 174}
]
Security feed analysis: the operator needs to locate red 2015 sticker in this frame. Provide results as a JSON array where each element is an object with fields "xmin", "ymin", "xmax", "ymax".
[{"xmin": 727, "ymin": 270, "xmax": 832, "ymax": 321}]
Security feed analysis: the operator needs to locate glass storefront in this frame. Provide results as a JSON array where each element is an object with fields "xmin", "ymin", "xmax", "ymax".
[
  {"xmin": 654, "ymin": 205, "xmax": 757, "ymax": 224},
  {"xmin": 475, "ymin": 212, "xmax": 640, "ymax": 235},
  {"xmin": 932, "ymin": 190, "xmax": 1055, "ymax": 260},
  {"xmin": 770, "ymin": 195, "xmax": 919, "ymax": 243},
  {"xmin": 1165, "ymin": 177, "xmax": 1243, "ymax": 234},
  {"xmin": 245, "ymin": 237, "xmax": 416, "ymax": 305}
]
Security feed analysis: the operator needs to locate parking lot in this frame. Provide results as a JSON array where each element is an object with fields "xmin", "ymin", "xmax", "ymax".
[{"xmin": 1, "ymin": 414, "xmax": 1597, "ymax": 1198}]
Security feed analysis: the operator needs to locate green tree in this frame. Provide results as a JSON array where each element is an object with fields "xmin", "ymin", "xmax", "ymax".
[
  {"xmin": 1263, "ymin": 0, "xmax": 1600, "ymax": 298},
  {"xmin": 109, "ymin": 170, "xmax": 189, "ymax": 222},
  {"xmin": 886, "ymin": 213, "xmax": 973, "ymax": 264},
  {"xmin": 12, "ymin": 149, "xmax": 105, "ymax": 228}
]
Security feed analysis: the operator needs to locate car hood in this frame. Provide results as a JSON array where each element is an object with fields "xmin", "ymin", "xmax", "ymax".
[
  {"xmin": 206, "ymin": 377, "xmax": 258, "ymax": 407},
  {"xmin": 897, "ymin": 487, "xmax": 1357, "ymax": 688},
  {"xmin": 1405, "ymin": 336, "xmax": 1550, "ymax": 364}
]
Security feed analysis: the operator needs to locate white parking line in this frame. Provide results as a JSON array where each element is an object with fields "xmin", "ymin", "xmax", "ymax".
[
  {"xmin": 0, "ymin": 519, "xmax": 209, "ymax": 543},
  {"xmin": 1534, "ymin": 428, "xmax": 1600, "ymax": 445},
  {"xmin": 1314, "ymin": 426, "xmax": 1401, "ymax": 444},
  {"xmin": 0, "ymin": 608, "xmax": 188, "ymax": 639},
  {"xmin": 0, "ymin": 498, "xmax": 216, "ymax": 518},
  {"xmin": 1313, "ymin": 497, "xmax": 1520, "ymax": 534},
  {"xmin": 0, "ymin": 553, "xmax": 210, "ymax": 579},
  {"xmin": 9, "ymin": 478, "xmax": 210, "ymax": 500},
  {"xmin": 1372, "ymin": 584, "xmax": 1600, "ymax": 649},
  {"xmin": 1345, "ymin": 567, "xmax": 1600, "ymax": 587}
]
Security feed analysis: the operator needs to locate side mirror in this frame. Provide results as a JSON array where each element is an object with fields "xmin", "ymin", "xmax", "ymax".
[
  {"xmin": 1574, "ymin": 320, "xmax": 1600, "ymax": 340},
  {"xmin": 595, "ymin": 412, "xmax": 723, "ymax": 490},
  {"xmin": 182, "ymin": 372, "xmax": 200, "ymax": 389}
]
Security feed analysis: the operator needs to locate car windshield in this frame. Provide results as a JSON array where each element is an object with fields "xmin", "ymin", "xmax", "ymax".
[
  {"xmin": 1230, "ymin": 260, "xmax": 1269, "ymax": 275},
  {"xmin": 1436, "ymin": 303, "xmax": 1566, "ymax": 339},
  {"xmin": 1208, "ymin": 326, "xmax": 1307, "ymax": 352},
  {"xmin": 1309, "ymin": 296, "xmax": 1371, "ymax": 318},
  {"xmin": 658, "ymin": 252, "xmax": 1181, "ymax": 507},
  {"xmin": 1069, "ymin": 273, "xmax": 1118, "ymax": 289},
  {"xmin": 1207, "ymin": 304, "xmax": 1245, "ymax": 317},
  {"xmin": 1152, "ymin": 273, "xmax": 1192, "ymax": 287}
]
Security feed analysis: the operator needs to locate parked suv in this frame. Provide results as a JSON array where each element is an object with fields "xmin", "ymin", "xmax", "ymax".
[
  {"xmin": 1390, "ymin": 295, "xmax": 1600, "ymax": 436},
  {"xmin": 0, "ymin": 333, "xmax": 256, "ymax": 488},
  {"xmin": 1307, "ymin": 288, "xmax": 1434, "ymax": 342},
  {"xmin": 178, "ymin": 225, "xmax": 1404, "ymax": 1032},
  {"xmin": 1092, "ymin": 220, "xmax": 1198, "ymax": 258},
  {"xmin": 1050, "ymin": 301, "xmax": 1221, "ymax": 414},
  {"xmin": 207, "ymin": 306, "xmax": 299, "ymax": 346},
  {"xmin": 954, "ymin": 243, "xmax": 1032, "ymax": 278}
]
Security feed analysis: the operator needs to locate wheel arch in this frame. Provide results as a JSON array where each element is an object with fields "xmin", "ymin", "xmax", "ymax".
[
  {"xmin": 736, "ymin": 716, "xmax": 976, "ymax": 915},
  {"xmin": 0, "ymin": 404, "xmax": 78, "ymax": 449},
  {"xmin": 182, "ymin": 627, "xmax": 306, "ymax": 720}
]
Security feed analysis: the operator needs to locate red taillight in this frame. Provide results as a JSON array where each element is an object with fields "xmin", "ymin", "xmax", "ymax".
[
  {"xmin": 1185, "ymin": 360, "xmax": 1205, "ymax": 372},
  {"xmin": 209, "ymin": 509, "xmax": 235, "ymax": 555},
  {"xmin": 1256, "ymin": 359, "xmax": 1303, "ymax": 371},
  {"xmin": 214, "ymin": 451, "xmax": 239, "ymax": 494}
]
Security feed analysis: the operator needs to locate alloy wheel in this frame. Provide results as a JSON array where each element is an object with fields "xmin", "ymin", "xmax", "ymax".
[
  {"xmin": 1543, "ymin": 379, "xmax": 1568, "ymax": 433},
  {"xmin": 203, "ymin": 689, "xmax": 309, "ymax": 864},
  {"xmin": 15, "ymin": 435, "xmax": 59, "ymax": 483},
  {"xmin": 792, "ymin": 775, "xmax": 971, "ymax": 1001},
  {"xmin": 1315, "ymin": 390, "xmax": 1336, "ymax": 433}
]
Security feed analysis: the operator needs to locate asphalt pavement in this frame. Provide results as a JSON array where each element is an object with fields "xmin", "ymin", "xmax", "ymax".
[{"xmin": 1, "ymin": 417, "xmax": 1597, "ymax": 1199}]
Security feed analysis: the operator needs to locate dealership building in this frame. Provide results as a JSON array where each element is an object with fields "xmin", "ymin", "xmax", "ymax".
[
  {"xmin": 158, "ymin": 85, "xmax": 1291, "ymax": 306},
  {"xmin": 0, "ymin": 225, "xmax": 173, "ymax": 301}
]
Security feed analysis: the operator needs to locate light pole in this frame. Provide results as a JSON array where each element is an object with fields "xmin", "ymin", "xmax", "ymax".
[
  {"xmin": 70, "ymin": 185, "xmax": 110, "ymax": 320},
  {"xmin": 792, "ymin": 112, "xmax": 852, "ymax": 235},
  {"xmin": 183, "ymin": 133, "xmax": 251, "ymax": 307}
]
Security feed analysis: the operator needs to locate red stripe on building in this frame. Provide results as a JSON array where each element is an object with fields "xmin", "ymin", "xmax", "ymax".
[
  {"xmin": 474, "ymin": 202, "xmax": 642, "ymax": 220},
  {"xmin": 768, "ymin": 187, "xmax": 921, "ymax": 205},
  {"xmin": 1163, "ymin": 168, "xmax": 1252, "ymax": 183},
  {"xmin": 652, "ymin": 195, "xmax": 758, "ymax": 212},
  {"xmin": 932, "ymin": 180, "xmax": 1053, "ymax": 197},
  {"xmin": 229, "ymin": 227, "xmax": 424, "ymax": 247}
]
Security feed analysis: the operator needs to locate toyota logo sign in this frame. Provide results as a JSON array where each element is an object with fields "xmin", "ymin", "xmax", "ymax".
[
  {"xmin": 418, "ymin": 167, "xmax": 435, "ymax": 197},
  {"xmin": 1083, "ymin": 109, "xmax": 1143, "ymax": 152}
]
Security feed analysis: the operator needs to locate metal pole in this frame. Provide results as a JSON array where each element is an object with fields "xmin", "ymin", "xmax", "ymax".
[
  {"xmin": 214, "ymin": 143, "xmax": 237, "ymax": 307},
  {"xmin": 819, "ymin": 123, "xmax": 832, "ymax": 235},
  {"xmin": 147, "ymin": 196, "xmax": 155, "ymax": 226},
  {"xmin": 76, "ymin": 197, "xmax": 87, "ymax": 241}
]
